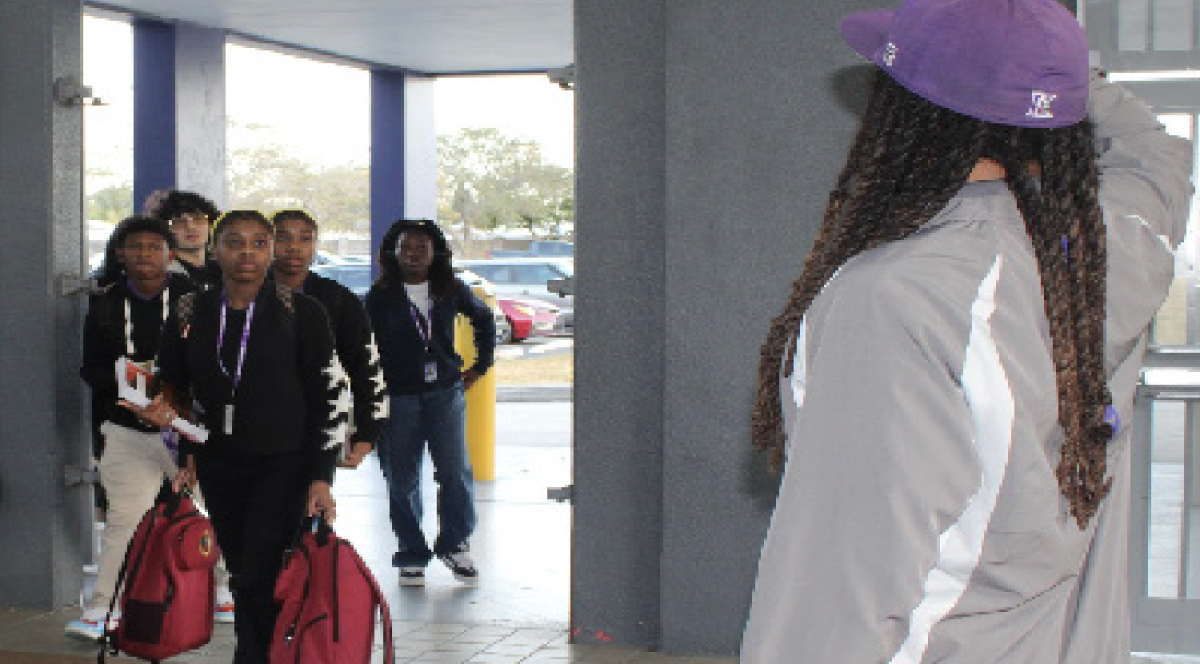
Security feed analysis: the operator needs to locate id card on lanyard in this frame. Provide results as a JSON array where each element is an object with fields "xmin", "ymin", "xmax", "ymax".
[
  {"xmin": 218, "ymin": 297, "xmax": 256, "ymax": 435},
  {"xmin": 409, "ymin": 301, "xmax": 437, "ymax": 382}
]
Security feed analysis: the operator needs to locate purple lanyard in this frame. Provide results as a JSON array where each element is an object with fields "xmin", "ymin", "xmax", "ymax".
[
  {"xmin": 408, "ymin": 301, "xmax": 431, "ymax": 353},
  {"xmin": 218, "ymin": 297, "xmax": 256, "ymax": 392}
]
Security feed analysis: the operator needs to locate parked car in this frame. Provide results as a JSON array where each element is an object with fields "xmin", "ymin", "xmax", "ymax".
[
  {"xmin": 496, "ymin": 298, "xmax": 561, "ymax": 343},
  {"xmin": 313, "ymin": 250, "xmax": 347, "ymax": 267},
  {"xmin": 457, "ymin": 258, "xmax": 574, "ymax": 330},
  {"xmin": 312, "ymin": 262, "xmax": 373, "ymax": 299},
  {"xmin": 487, "ymin": 241, "xmax": 574, "ymax": 259},
  {"xmin": 458, "ymin": 268, "xmax": 511, "ymax": 345}
]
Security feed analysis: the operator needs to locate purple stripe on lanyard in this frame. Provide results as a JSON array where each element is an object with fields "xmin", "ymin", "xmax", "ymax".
[{"xmin": 218, "ymin": 296, "xmax": 256, "ymax": 393}]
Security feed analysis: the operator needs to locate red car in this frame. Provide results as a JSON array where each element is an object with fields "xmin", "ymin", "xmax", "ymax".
[{"xmin": 496, "ymin": 298, "xmax": 561, "ymax": 343}]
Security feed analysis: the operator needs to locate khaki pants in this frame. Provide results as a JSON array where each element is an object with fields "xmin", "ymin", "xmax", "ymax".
[{"xmin": 91, "ymin": 422, "xmax": 229, "ymax": 609}]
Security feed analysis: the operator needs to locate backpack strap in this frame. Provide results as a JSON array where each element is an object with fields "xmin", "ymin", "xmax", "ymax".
[
  {"xmin": 351, "ymin": 548, "xmax": 394, "ymax": 664},
  {"xmin": 175, "ymin": 291, "xmax": 197, "ymax": 332}
]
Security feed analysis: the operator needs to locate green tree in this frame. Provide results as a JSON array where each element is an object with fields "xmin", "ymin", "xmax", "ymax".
[
  {"xmin": 437, "ymin": 128, "xmax": 573, "ymax": 251},
  {"xmin": 86, "ymin": 183, "xmax": 133, "ymax": 223},
  {"xmin": 227, "ymin": 123, "xmax": 369, "ymax": 232}
]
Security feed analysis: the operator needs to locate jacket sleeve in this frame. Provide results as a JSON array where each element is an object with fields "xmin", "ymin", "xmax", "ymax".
[
  {"xmin": 333, "ymin": 291, "xmax": 389, "ymax": 445},
  {"xmin": 1093, "ymin": 74, "xmax": 1194, "ymax": 375},
  {"xmin": 457, "ymin": 281, "xmax": 496, "ymax": 374},
  {"xmin": 80, "ymin": 293, "xmax": 115, "ymax": 393},
  {"xmin": 80, "ymin": 293, "xmax": 120, "ymax": 438},
  {"xmin": 297, "ymin": 296, "xmax": 350, "ymax": 484},
  {"xmin": 742, "ymin": 259, "xmax": 987, "ymax": 664}
]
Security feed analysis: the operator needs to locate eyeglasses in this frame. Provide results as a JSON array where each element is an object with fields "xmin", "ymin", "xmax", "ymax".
[{"xmin": 172, "ymin": 212, "xmax": 210, "ymax": 224}]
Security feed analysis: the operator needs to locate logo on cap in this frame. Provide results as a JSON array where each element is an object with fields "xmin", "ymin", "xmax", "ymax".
[
  {"xmin": 882, "ymin": 42, "xmax": 898, "ymax": 67},
  {"xmin": 1026, "ymin": 90, "xmax": 1057, "ymax": 120}
]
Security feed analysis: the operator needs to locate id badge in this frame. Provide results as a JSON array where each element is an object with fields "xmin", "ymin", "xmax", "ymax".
[
  {"xmin": 424, "ymin": 362, "xmax": 438, "ymax": 383},
  {"xmin": 224, "ymin": 404, "xmax": 234, "ymax": 435}
]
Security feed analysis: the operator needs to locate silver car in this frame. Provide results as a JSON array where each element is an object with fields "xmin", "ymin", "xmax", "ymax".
[{"xmin": 457, "ymin": 258, "xmax": 574, "ymax": 330}]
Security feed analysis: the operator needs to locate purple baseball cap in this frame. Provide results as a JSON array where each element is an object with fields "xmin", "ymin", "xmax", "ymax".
[{"xmin": 840, "ymin": 0, "xmax": 1089, "ymax": 128}]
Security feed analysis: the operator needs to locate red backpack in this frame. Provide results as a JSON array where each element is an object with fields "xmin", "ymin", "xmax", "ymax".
[
  {"xmin": 269, "ymin": 517, "xmax": 394, "ymax": 664},
  {"xmin": 100, "ymin": 483, "xmax": 221, "ymax": 663}
]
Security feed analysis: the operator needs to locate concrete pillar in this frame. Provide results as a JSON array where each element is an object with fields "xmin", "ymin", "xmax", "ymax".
[
  {"xmin": 574, "ymin": 0, "xmax": 876, "ymax": 654},
  {"xmin": 133, "ymin": 19, "xmax": 227, "ymax": 212},
  {"xmin": 0, "ymin": 0, "xmax": 91, "ymax": 609},
  {"xmin": 369, "ymin": 70, "xmax": 436, "ymax": 268}
]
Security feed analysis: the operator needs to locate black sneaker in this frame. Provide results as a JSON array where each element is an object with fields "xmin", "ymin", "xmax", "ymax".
[
  {"xmin": 398, "ymin": 566, "xmax": 426, "ymax": 587},
  {"xmin": 437, "ymin": 543, "xmax": 478, "ymax": 585}
]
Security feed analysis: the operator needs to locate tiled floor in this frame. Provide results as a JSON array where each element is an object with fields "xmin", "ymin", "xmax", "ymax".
[
  {"xmin": 0, "ymin": 400, "xmax": 729, "ymax": 663},
  {"xmin": 3, "ymin": 397, "xmax": 1200, "ymax": 662}
]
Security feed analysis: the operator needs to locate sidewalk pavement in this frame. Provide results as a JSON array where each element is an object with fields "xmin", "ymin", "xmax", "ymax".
[{"xmin": 497, "ymin": 384, "xmax": 572, "ymax": 402}]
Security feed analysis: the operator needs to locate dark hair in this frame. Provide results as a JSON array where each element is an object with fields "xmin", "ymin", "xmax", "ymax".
[
  {"xmin": 91, "ymin": 217, "xmax": 137, "ymax": 287},
  {"xmin": 212, "ymin": 210, "xmax": 273, "ymax": 239},
  {"xmin": 753, "ymin": 72, "xmax": 1109, "ymax": 528},
  {"xmin": 377, "ymin": 219, "xmax": 458, "ymax": 299},
  {"xmin": 271, "ymin": 209, "xmax": 318, "ymax": 230},
  {"xmin": 113, "ymin": 216, "xmax": 178, "ymax": 251},
  {"xmin": 148, "ymin": 190, "xmax": 220, "ymax": 224}
]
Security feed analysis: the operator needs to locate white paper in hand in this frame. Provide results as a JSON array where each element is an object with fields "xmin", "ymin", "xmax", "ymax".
[{"xmin": 115, "ymin": 357, "xmax": 209, "ymax": 443}]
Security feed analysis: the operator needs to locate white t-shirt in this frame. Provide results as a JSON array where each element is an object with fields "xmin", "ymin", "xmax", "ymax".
[{"xmin": 404, "ymin": 281, "xmax": 432, "ymax": 322}]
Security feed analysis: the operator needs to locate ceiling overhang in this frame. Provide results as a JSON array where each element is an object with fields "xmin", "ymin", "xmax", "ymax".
[{"xmin": 87, "ymin": 0, "xmax": 572, "ymax": 75}]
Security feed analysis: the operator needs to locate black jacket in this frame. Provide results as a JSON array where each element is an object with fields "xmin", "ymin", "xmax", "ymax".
[
  {"xmin": 81, "ymin": 274, "xmax": 197, "ymax": 447},
  {"xmin": 157, "ymin": 284, "xmax": 348, "ymax": 483},
  {"xmin": 170, "ymin": 257, "xmax": 222, "ymax": 292},
  {"xmin": 299, "ymin": 272, "xmax": 388, "ymax": 444},
  {"xmin": 365, "ymin": 278, "xmax": 495, "ymax": 395}
]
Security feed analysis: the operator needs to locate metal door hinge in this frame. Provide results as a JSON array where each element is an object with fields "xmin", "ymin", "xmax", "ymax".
[{"xmin": 547, "ymin": 485, "xmax": 574, "ymax": 503}]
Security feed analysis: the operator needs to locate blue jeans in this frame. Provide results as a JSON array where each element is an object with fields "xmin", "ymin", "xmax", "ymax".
[{"xmin": 377, "ymin": 384, "xmax": 476, "ymax": 567}]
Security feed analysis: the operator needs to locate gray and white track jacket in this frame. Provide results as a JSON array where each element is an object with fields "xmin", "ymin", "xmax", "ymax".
[{"xmin": 742, "ymin": 76, "xmax": 1193, "ymax": 663}]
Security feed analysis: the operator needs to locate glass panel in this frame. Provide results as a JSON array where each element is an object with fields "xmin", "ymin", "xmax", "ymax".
[
  {"xmin": 1150, "ymin": 399, "xmax": 1186, "ymax": 597},
  {"xmin": 225, "ymin": 43, "xmax": 369, "ymax": 251},
  {"xmin": 1153, "ymin": 0, "xmax": 1194, "ymax": 50},
  {"xmin": 1120, "ymin": 0, "xmax": 1152, "ymax": 51},
  {"xmin": 83, "ymin": 15, "xmax": 134, "ymax": 274}
]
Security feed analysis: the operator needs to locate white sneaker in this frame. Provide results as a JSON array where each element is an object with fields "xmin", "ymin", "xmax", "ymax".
[
  {"xmin": 437, "ymin": 543, "xmax": 478, "ymax": 585},
  {"xmin": 65, "ymin": 607, "xmax": 118, "ymax": 641},
  {"xmin": 398, "ymin": 566, "xmax": 426, "ymax": 586},
  {"xmin": 214, "ymin": 585, "xmax": 235, "ymax": 623}
]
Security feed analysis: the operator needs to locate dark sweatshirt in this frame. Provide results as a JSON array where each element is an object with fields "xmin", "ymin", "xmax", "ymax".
[
  {"xmin": 365, "ymin": 278, "xmax": 495, "ymax": 395},
  {"xmin": 298, "ymin": 271, "xmax": 388, "ymax": 444},
  {"xmin": 81, "ymin": 273, "xmax": 197, "ymax": 443},
  {"xmin": 156, "ymin": 284, "xmax": 348, "ymax": 483}
]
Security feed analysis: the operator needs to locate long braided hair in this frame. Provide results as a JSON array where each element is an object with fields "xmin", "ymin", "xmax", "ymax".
[{"xmin": 753, "ymin": 72, "xmax": 1112, "ymax": 528}]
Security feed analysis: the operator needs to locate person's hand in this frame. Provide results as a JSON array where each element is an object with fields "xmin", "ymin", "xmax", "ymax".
[
  {"xmin": 337, "ymin": 441, "xmax": 373, "ymax": 469},
  {"xmin": 172, "ymin": 456, "xmax": 197, "ymax": 493},
  {"xmin": 119, "ymin": 394, "xmax": 177, "ymax": 428},
  {"xmin": 307, "ymin": 481, "xmax": 336, "ymax": 521},
  {"xmin": 462, "ymin": 369, "xmax": 482, "ymax": 390}
]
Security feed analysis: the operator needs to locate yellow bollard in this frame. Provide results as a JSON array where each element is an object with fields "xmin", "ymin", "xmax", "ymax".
[{"xmin": 456, "ymin": 285, "xmax": 497, "ymax": 481}]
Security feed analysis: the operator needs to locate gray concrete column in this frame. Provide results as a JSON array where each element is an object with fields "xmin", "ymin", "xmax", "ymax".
[
  {"xmin": 0, "ymin": 0, "xmax": 91, "ymax": 610},
  {"xmin": 134, "ymin": 19, "xmax": 227, "ymax": 211},
  {"xmin": 175, "ymin": 24, "xmax": 228, "ymax": 207},
  {"xmin": 574, "ymin": 0, "xmax": 876, "ymax": 654}
]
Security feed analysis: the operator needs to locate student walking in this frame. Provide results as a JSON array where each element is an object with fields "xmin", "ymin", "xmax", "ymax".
[
  {"xmin": 147, "ymin": 190, "xmax": 223, "ymax": 291},
  {"xmin": 129, "ymin": 210, "xmax": 349, "ymax": 664},
  {"xmin": 366, "ymin": 219, "xmax": 495, "ymax": 586},
  {"xmin": 271, "ymin": 209, "xmax": 388, "ymax": 467},
  {"xmin": 66, "ymin": 218, "xmax": 200, "ymax": 641},
  {"xmin": 742, "ymin": 0, "xmax": 1193, "ymax": 661}
]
